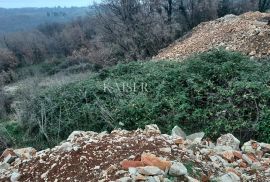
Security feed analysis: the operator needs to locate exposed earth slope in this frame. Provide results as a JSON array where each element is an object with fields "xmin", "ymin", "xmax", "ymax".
[
  {"xmin": 1, "ymin": 125, "xmax": 270, "ymax": 181},
  {"xmin": 155, "ymin": 12, "xmax": 270, "ymax": 60}
]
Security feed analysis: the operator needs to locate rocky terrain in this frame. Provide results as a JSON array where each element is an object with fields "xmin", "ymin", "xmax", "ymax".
[
  {"xmin": 154, "ymin": 12, "xmax": 270, "ymax": 60},
  {"xmin": 0, "ymin": 125, "xmax": 270, "ymax": 182}
]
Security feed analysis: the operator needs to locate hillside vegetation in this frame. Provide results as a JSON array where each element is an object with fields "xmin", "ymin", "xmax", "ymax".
[{"xmin": 1, "ymin": 50, "xmax": 268, "ymax": 149}]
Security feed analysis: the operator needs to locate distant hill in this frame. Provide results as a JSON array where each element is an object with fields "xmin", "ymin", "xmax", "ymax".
[{"xmin": 0, "ymin": 7, "xmax": 92, "ymax": 33}]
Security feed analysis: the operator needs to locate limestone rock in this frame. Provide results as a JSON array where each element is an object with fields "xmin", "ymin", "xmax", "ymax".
[
  {"xmin": 216, "ymin": 134, "xmax": 240, "ymax": 150},
  {"xmin": 171, "ymin": 126, "xmax": 186, "ymax": 139},
  {"xmin": 186, "ymin": 132, "xmax": 205, "ymax": 141},
  {"xmin": 242, "ymin": 154, "xmax": 253, "ymax": 165},
  {"xmin": 169, "ymin": 162, "xmax": 188, "ymax": 176},
  {"xmin": 116, "ymin": 177, "xmax": 132, "ymax": 182},
  {"xmin": 10, "ymin": 172, "xmax": 21, "ymax": 182},
  {"xmin": 217, "ymin": 172, "xmax": 240, "ymax": 182},
  {"xmin": 0, "ymin": 162, "xmax": 10, "ymax": 170},
  {"xmin": 145, "ymin": 124, "xmax": 161, "ymax": 134},
  {"xmin": 141, "ymin": 153, "xmax": 171, "ymax": 171},
  {"xmin": 221, "ymin": 151, "xmax": 235, "ymax": 162},
  {"xmin": 121, "ymin": 160, "xmax": 144, "ymax": 169},
  {"xmin": 14, "ymin": 147, "xmax": 36, "ymax": 160},
  {"xmin": 137, "ymin": 166, "xmax": 164, "ymax": 176},
  {"xmin": 241, "ymin": 141, "xmax": 261, "ymax": 154},
  {"xmin": 0, "ymin": 149, "xmax": 17, "ymax": 164},
  {"xmin": 58, "ymin": 142, "xmax": 73, "ymax": 153}
]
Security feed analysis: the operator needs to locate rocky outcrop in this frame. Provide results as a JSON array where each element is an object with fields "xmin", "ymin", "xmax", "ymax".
[
  {"xmin": 0, "ymin": 125, "xmax": 270, "ymax": 181},
  {"xmin": 154, "ymin": 12, "xmax": 270, "ymax": 60}
]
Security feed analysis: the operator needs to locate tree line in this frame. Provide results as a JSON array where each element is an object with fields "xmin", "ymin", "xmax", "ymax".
[{"xmin": 0, "ymin": 0, "xmax": 269, "ymax": 85}]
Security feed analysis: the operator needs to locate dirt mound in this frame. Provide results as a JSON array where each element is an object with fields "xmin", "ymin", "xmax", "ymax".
[
  {"xmin": 154, "ymin": 12, "xmax": 270, "ymax": 60},
  {"xmin": 1, "ymin": 125, "xmax": 270, "ymax": 181}
]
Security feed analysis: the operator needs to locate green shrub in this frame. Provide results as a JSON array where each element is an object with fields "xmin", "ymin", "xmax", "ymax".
[{"xmin": 19, "ymin": 50, "xmax": 270, "ymax": 149}]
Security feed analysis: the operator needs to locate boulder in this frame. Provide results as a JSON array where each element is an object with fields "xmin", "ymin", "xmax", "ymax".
[
  {"xmin": 147, "ymin": 176, "xmax": 161, "ymax": 182},
  {"xmin": 67, "ymin": 131, "xmax": 86, "ymax": 142},
  {"xmin": 241, "ymin": 141, "xmax": 261, "ymax": 154},
  {"xmin": 217, "ymin": 172, "xmax": 240, "ymax": 182},
  {"xmin": 58, "ymin": 142, "xmax": 73, "ymax": 153},
  {"xmin": 0, "ymin": 162, "xmax": 10, "ymax": 170},
  {"xmin": 171, "ymin": 126, "xmax": 186, "ymax": 139},
  {"xmin": 144, "ymin": 125, "xmax": 161, "ymax": 134},
  {"xmin": 116, "ymin": 177, "xmax": 132, "ymax": 182},
  {"xmin": 214, "ymin": 146, "xmax": 234, "ymax": 153},
  {"xmin": 216, "ymin": 134, "xmax": 240, "ymax": 150},
  {"xmin": 10, "ymin": 172, "xmax": 21, "ymax": 182},
  {"xmin": 14, "ymin": 147, "xmax": 36, "ymax": 160},
  {"xmin": 169, "ymin": 162, "xmax": 188, "ymax": 176},
  {"xmin": 187, "ymin": 176, "xmax": 200, "ymax": 182},
  {"xmin": 137, "ymin": 166, "xmax": 164, "ymax": 176},
  {"xmin": 0, "ymin": 149, "xmax": 17, "ymax": 164},
  {"xmin": 141, "ymin": 153, "xmax": 171, "ymax": 171},
  {"xmin": 186, "ymin": 132, "xmax": 205, "ymax": 141},
  {"xmin": 121, "ymin": 160, "xmax": 144, "ymax": 169}
]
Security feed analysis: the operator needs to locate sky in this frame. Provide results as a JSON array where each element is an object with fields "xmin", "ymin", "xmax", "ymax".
[{"xmin": 0, "ymin": 0, "xmax": 99, "ymax": 8}]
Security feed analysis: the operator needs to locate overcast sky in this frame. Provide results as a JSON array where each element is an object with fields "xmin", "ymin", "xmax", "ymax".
[{"xmin": 0, "ymin": 0, "xmax": 99, "ymax": 8}]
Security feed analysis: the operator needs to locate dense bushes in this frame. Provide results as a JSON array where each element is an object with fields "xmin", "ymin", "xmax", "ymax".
[{"xmin": 17, "ymin": 50, "xmax": 270, "ymax": 149}]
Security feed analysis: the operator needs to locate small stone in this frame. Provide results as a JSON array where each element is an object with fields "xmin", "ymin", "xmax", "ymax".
[
  {"xmin": 251, "ymin": 162, "xmax": 262, "ymax": 170},
  {"xmin": 226, "ymin": 168, "xmax": 241, "ymax": 177},
  {"xmin": 137, "ymin": 166, "xmax": 164, "ymax": 176},
  {"xmin": 239, "ymin": 161, "xmax": 247, "ymax": 168},
  {"xmin": 169, "ymin": 162, "xmax": 188, "ymax": 176},
  {"xmin": 171, "ymin": 126, "xmax": 186, "ymax": 139},
  {"xmin": 216, "ymin": 133, "xmax": 240, "ymax": 150},
  {"xmin": 249, "ymin": 51, "xmax": 256, "ymax": 56},
  {"xmin": 116, "ymin": 177, "xmax": 132, "ymax": 182},
  {"xmin": 41, "ymin": 171, "xmax": 49, "ymax": 179},
  {"xmin": 233, "ymin": 151, "xmax": 242, "ymax": 159},
  {"xmin": 174, "ymin": 138, "xmax": 185, "ymax": 145},
  {"xmin": 159, "ymin": 148, "xmax": 171, "ymax": 154}
]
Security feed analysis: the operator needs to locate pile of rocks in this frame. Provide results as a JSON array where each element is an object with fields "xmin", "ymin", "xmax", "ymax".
[
  {"xmin": 0, "ymin": 125, "xmax": 270, "ymax": 181},
  {"xmin": 154, "ymin": 12, "xmax": 270, "ymax": 60}
]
